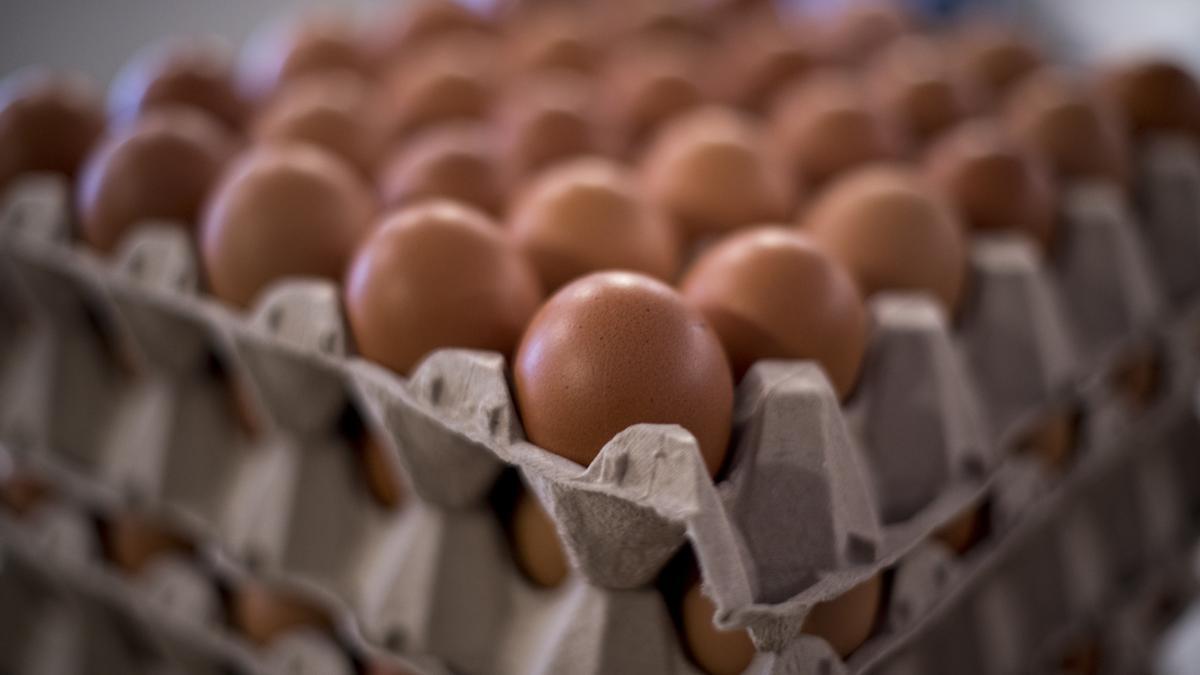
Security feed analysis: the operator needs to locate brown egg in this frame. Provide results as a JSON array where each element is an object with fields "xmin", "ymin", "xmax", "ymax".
[
  {"xmin": 497, "ymin": 72, "xmax": 603, "ymax": 185},
  {"xmin": 78, "ymin": 107, "xmax": 235, "ymax": 254},
  {"xmin": 253, "ymin": 70, "xmax": 386, "ymax": 175},
  {"xmin": 601, "ymin": 37, "xmax": 704, "ymax": 154},
  {"xmin": 951, "ymin": 23, "xmax": 1042, "ymax": 102},
  {"xmin": 514, "ymin": 271, "xmax": 733, "ymax": 476},
  {"xmin": 0, "ymin": 70, "xmax": 105, "ymax": 190},
  {"xmin": 769, "ymin": 69, "xmax": 902, "ymax": 190},
  {"xmin": 591, "ymin": 0, "xmax": 712, "ymax": 44},
  {"xmin": 230, "ymin": 583, "xmax": 331, "ymax": 646},
  {"xmin": 344, "ymin": 201, "xmax": 542, "ymax": 375},
  {"xmin": 511, "ymin": 489, "xmax": 569, "ymax": 587},
  {"xmin": 642, "ymin": 106, "xmax": 793, "ymax": 237},
  {"xmin": 712, "ymin": 12, "xmax": 822, "ymax": 113},
  {"xmin": 200, "ymin": 144, "xmax": 375, "ymax": 308},
  {"xmin": 822, "ymin": 1, "xmax": 911, "ymax": 63},
  {"xmin": 1004, "ymin": 68, "xmax": 1130, "ymax": 188},
  {"xmin": 378, "ymin": 122, "xmax": 503, "ymax": 214},
  {"xmin": 509, "ymin": 157, "xmax": 679, "ymax": 291},
  {"xmin": 680, "ymin": 227, "xmax": 868, "ymax": 396},
  {"xmin": 102, "ymin": 513, "xmax": 192, "ymax": 575},
  {"xmin": 868, "ymin": 35, "xmax": 977, "ymax": 146},
  {"xmin": 504, "ymin": 5, "xmax": 598, "ymax": 76},
  {"xmin": 802, "ymin": 165, "xmax": 967, "ymax": 313},
  {"xmin": 1098, "ymin": 57, "xmax": 1200, "ymax": 139},
  {"xmin": 109, "ymin": 37, "xmax": 245, "ymax": 131},
  {"xmin": 680, "ymin": 580, "xmax": 756, "ymax": 675},
  {"xmin": 372, "ymin": 0, "xmax": 491, "ymax": 63},
  {"xmin": 924, "ymin": 118, "xmax": 1057, "ymax": 250},
  {"xmin": 933, "ymin": 502, "xmax": 984, "ymax": 554},
  {"xmin": 801, "ymin": 574, "xmax": 883, "ymax": 657},
  {"xmin": 377, "ymin": 34, "xmax": 496, "ymax": 144},
  {"xmin": 240, "ymin": 14, "xmax": 373, "ymax": 103},
  {"xmin": 360, "ymin": 434, "xmax": 404, "ymax": 509}
]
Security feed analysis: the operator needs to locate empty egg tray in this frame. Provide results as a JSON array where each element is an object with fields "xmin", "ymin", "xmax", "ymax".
[{"xmin": 0, "ymin": 134, "xmax": 1199, "ymax": 675}]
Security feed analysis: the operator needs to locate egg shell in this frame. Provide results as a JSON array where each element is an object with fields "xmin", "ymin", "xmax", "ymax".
[
  {"xmin": 378, "ymin": 122, "xmax": 504, "ymax": 215},
  {"xmin": 344, "ymin": 201, "xmax": 542, "ymax": 375},
  {"xmin": 1098, "ymin": 57, "xmax": 1200, "ymax": 139},
  {"xmin": 253, "ymin": 70, "xmax": 386, "ymax": 175},
  {"xmin": 951, "ymin": 23, "xmax": 1042, "ymax": 102},
  {"xmin": 680, "ymin": 580, "xmax": 756, "ymax": 675},
  {"xmin": 600, "ymin": 36, "xmax": 705, "ymax": 153},
  {"xmin": 867, "ymin": 35, "xmax": 977, "ymax": 145},
  {"xmin": 377, "ymin": 34, "xmax": 496, "ymax": 144},
  {"xmin": 240, "ymin": 14, "xmax": 373, "ymax": 103},
  {"xmin": 77, "ymin": 107, "xmax": 235, "ymax": 254},
  {"xmin": 769, "ymin": 68, "xmax": 903, "ymax": 190},
  {"xmin": 822, "ymin": 1, "xmax": 911, "ymax": 63},
  {"xmin": 680, "ymin": 227, "xmax": 868, "ymax": 397},
  {"xmin": 511, "ymin": 489, "xmax": 569, "ymax": 587},
  {"xmin": 0, "ymin": 70, "xmax": 105, "ymax": 189},
  {"xmin": 514, "ymin": 271, "xmax": 733, "ymax": 476},
  {"xmin": 102, "ymin": 512, "xmax": 192, "ymax": 575},
  {"xmin": 933, "ymin": 502, "xmax": 984, "ymax": 554},
  {"xmin": 508, "ymin": 157, "xmax": 679, "ymax": 292},
  {"xmin": 372, "ymin": 0, "xmax": 492, "ymax": 63},
  {"xmin": 109, "ymin": 37, "xmax": 246, "ymax": 131},
  {"xmin": 642, "ymin": 106, "xmax": 793, "ymax": 237},
  {"xmin": 800, "ymin": 573, "xmax": 884, "ymax": 657},
  {"xmin": 200, "ymin": 144, "xmax": 375, "ymax": 308},
  {"xmin": 802, "ymin": 164, "xmax": 968, "ymax": 313},
  {"xmin": 497, "ymin": 72, "xmax": 603, "ymax": 185},
  {"xmin": 591, "ymin": 0, "xmax": 712, "ymax": 44},
  {"xmin": 1004, "ymin": 68, "xmax": 1130, "ymax": 187},
  {"xmin": 924, "ymin": 118, "xmax": 1057, "ymax": 251},
  {"xmin": 230, "ymin": 583, "xmax": 331, "ymax": 646},
  {"xmin": 361, "ymin": 433, "xmax": 404, "ymax": 509},
  {"xmin": 503, "ymin": 4, "xmax": 599, "ymax": 77},
  {"xmin": 712, "ymin": 11, "xmax": 822, "ymax": 113}
]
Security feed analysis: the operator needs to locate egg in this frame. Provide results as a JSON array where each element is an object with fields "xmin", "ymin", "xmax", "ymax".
[
  {"xmin": 822, "ymin": 1, "xmax": 911, "ymax": 63},
  {"xmin": 377, "ymin": 34, "xmax": 496, "ymax": 144},
  {"xmin": 1004, "ymin": 68, "xmax": 1130, "ymax": 187},
  {"xmin": 769, "ymin": 69, "xmax": 902, "ymax": 190},
  {"xmin": 1098, "ymin": 57, "xmax": 1200, "ymax": 140},
  {"xmin": 924, "ymin": 118, "xmax": 1057, "ymax": 251},
  {"xmin": 802, "ymin": 165, "xmax": 967, "ymax": 313},
  {"xmin": 867, "ymin": 35, "xmax": 977, "ymax": 146},
  {"xmin": 0, "ymin": 70, "xmax": 105, "ymax": 190},
  {"xmin": 0, "ymin": 474, "xmax": 50, "ymax": 516},
  {"xmin": 950, "ymin": 23, "xmax": 1042, "ymax": 102},
  {"xmin": 592, "ymin": 0, "xmax": 711, "ymax": 44},
  {"xmin": 933, "ymin": 502, "xmax": 984, "ymax": 554},
  {"xmin": 240, "ymin": 14, "xmax": 373, "ymax": 103},
  {"xmin": 253, "ymin": 70, "xmax": 386, "ymax": 175},
  {"xmin": 600, "ymin": 37, "xmax": 704, "ymax": 154},
  {"xmin": 230, "ymin": 583, "xmax": 331, "ymax": 646},
  {"xmin": 200, "ymin": 144, "xmax": 375, "ymax": 308},
  {"xmin": 801, "ymin": 573, "xmax": 883, "ymax": 657},
  {"xmin": 1019, "ymin": 409, "xmax": 1079, "ymax": 471},
  {"xmin": 344, "ymin": 201, "xmax": 542, "ymax": 375},
  {"xmin": 680, "ymin": 580, "xmax": 756, "ymax": 675},
  {"xmin": 108, "ymin": 37, "xmax": 245, "ymax": 131},
  {"xmin": 680, "ymin": 227, "xmax": 868, "ymax": 397},
  {"xmin": 503, "ymin": 4, "xmax": 598, "ymax": 77},
  {"xmin": 642, "ymin": 106, "xmax": 793, "ymax": 238},
  {"xmin": 372, "ymin": 0, "xmax": 491, "ymax": 63},
  {"xmin": 712, "ymin": 11, "xmax": 822, "ymax": 113},
  {"xmin": 102, "ymin": 512, "xmax": 192, "ymax": 575},
  {"xmin": 514, "ymin": 271, "xmax": 733, "ymax": 476},
  {"xmin": 77, "ymin": 107, "xmax": 234, "ymax": 254},
  {"xmin": 360, "ymin": 434, "xmax": 405, "ymax": 509},
  {"xmin": 510, "ymin": 489, "xmax": 569, "ymax": 587},
  {"xmin": 508, "ymin": 157, "xmax": 679, "ymax": 291},
  {"xmin": 497, "ymin": 72, "xmax": 604, "ymax": 186},
  {"xmin": 377, "ymin": 122, "xmax": 504, "ymax": 215}
]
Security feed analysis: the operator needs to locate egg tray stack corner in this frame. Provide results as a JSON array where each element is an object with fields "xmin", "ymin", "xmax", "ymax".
[{"xmin": 1, "ymin": 132, "xmax": 1200, "ymax": 675}]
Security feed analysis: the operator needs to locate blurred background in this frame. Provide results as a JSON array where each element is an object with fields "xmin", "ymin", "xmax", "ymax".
[{"xmin": 1, "ymin": 0, "xmax": 1198, "ymax": 84}]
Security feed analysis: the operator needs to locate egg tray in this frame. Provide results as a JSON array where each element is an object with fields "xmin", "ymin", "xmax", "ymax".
[{"xmin": 0, "ymin": 135, "xmax": 1197, "ymax": 674}]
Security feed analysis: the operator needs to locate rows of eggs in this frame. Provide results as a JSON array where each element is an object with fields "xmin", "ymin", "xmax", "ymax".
[{"xmin": 2, "ymin": 0, "xmax": 1200, "ymax": 673}]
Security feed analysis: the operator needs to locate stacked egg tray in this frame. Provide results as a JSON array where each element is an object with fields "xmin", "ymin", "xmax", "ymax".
[{"xmin": 1, "ymin": 112, "xmax": 1199, "ymax": 675}]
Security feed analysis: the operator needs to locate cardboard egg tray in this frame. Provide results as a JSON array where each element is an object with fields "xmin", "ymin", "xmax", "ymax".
[{"xmin": 0, "ymin": 134, "xmax": 1199, "ymax": 675}]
